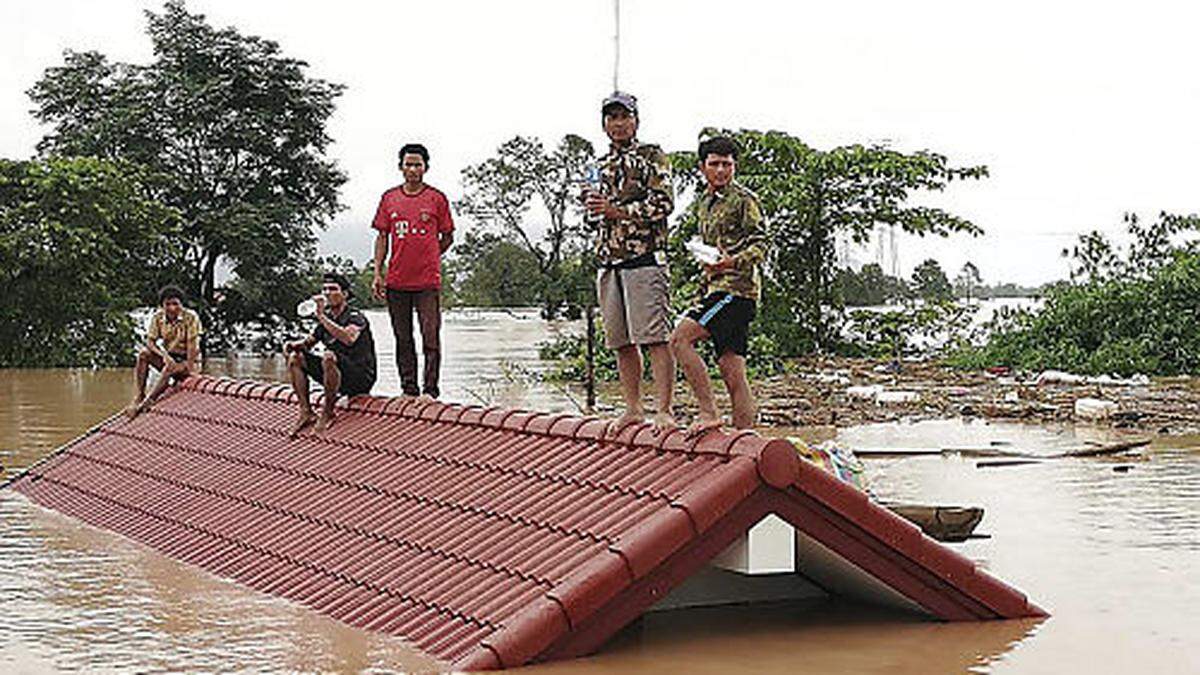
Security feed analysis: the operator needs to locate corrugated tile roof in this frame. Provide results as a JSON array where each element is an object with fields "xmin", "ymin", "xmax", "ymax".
[{"xmin": 5, "ymin": 376, "xmax": 1045, "ymax": 669}]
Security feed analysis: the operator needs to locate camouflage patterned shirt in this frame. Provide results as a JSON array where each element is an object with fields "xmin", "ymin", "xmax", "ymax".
[
  {"xmin": 694, "ymin": 181, "xmax": 767, "ymax": 301},
  {"xmin": 595, "ymin": 139, "xmax": 675, "ymax": 264}
]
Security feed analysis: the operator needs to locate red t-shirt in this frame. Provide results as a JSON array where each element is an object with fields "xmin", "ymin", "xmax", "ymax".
[{"xmin": 371, "ymin": 185, "xmax": 455, "ymax": 290}]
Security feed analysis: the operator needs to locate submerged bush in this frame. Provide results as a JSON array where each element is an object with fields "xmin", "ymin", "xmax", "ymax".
[
  {"xmin": 949, "ymin": 253, "xmax": 1200, "ymax": 376},
  {"xmin": 539, "ymin": 315, "xmax": 786, "ymax": 383}
]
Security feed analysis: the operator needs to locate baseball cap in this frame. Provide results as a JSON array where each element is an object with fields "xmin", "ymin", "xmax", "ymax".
[{"xmin": 601, "ymin": 91, "xmax": 638, "ymax": 115}]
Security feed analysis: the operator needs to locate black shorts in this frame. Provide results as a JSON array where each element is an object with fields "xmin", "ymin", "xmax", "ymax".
[
  {"xmin": 303, "ymin": 352, "xmax": 375, "ymax": 397},
  {"xmin": 686, "ymin": 293, "xmax": 757, "ymax": 357},
  {"xmin": 161, "ymin": 352, "xmax": 190, "ymax": 379}
]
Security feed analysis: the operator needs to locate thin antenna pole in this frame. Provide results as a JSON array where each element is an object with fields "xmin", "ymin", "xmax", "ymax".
[{"xmin": 613, "ymin": 0, "xmax": 620, "ymax": 90}]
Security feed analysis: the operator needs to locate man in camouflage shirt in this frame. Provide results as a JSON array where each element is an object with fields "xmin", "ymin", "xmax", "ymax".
[
  {"xmin": 585, "ymin": 91, "xmax": 676, "ymax": 433},
  {"xmin": 669, "ymin": 136, "xmax": 766, "ymax": 435}
]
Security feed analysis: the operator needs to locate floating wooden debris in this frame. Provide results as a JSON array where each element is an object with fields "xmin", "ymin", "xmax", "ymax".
[
  {"xmin": 1051, "ymin": 438, "xmax": 1151, "ymax": 458},
  {"xmin": 976, "ymin": 459, "xmax": 1044, "ymax": 468}
]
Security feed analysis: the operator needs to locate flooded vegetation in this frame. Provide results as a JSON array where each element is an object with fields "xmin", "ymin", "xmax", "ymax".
[{"xmin": 2, "ymin": 310, "xmax": 1197, "ymax": 673}]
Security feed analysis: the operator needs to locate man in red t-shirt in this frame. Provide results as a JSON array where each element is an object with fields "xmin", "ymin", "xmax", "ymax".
[{"xmin": 371, "ymin": 143, "xmax": 455, "ymax": 398}]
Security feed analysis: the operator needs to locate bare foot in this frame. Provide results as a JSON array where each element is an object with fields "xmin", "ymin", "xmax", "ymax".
[
  {"xmin": 685, "ymin": 417, "xmax": 724, "ymax": 439},
  {"xmin": 124, "ymin": 401, "xmax": 144, "ymax": 420},
  {"xmin": 651, "ymin": 411, "xmax": 677, "ymax": 435},
  {"xmin": 289, "ymin": 411, "xmax": 317, "ymax": 439},
  {"xmin": 606, "ymin": 413, "xmax": 645, "ymax": 441},
  {"xmin": 314, "ymin": 412, "xmax": 336, "ymax": 433},
  {"xmin": 417, "ymin": 393, "xmax": 435, "ymax": 404}
]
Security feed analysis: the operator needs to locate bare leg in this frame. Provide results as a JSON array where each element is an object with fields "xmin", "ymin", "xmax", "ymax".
[
  {"xmin": 139, "ymin": 360, "xmax": 183, "ymax": 408},
  {"xmin": 126, "ymin": 348, "xmax": 162, "ymax": 417},
  {"xmin": 315, "ymin": 352, "xmax": 341, "ymax": 432},
  {"xmin": 610, "ymin": 345, "xmax": 646, "ymax": 437},
  {"xmin": 670, "ymin": 319, "xmax": 722, "ymax": 437},
  {"xmin": 134, "ymin": 360, "xmax": 186, "ymax": 417},
  {"xmin": 287, "ymin": 351, "xmax": 316, "ymax": 438},
  {"xmin": 718, "ymin": 352, "xmax": 756, "ymax": 429},
  {"xmin": 645, "ymin": 342, "xmax": 676, "ymax": 432}
]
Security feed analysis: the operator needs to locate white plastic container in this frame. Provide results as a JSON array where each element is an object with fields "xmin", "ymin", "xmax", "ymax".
[
  {"xmin": 685, "ymin": 238, "xmax": 722, "ymax": 265},
  {"xmin": 876, "ymin": 390, "xmax": 919, "ymax": 404},
  {"xmin": 1074, "ymin": 397, "xmax": 1118, "ymax": 420},
  {"xmin": 296, "ymin": 298, "xmax": 318, "ymax": 317},
  {"xmin": 846, "ymin": 385, "xmax": 883, "ymax": 401}
]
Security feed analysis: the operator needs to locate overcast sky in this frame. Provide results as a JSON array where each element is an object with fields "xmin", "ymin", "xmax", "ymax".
[{"xmin": 4, "ymin": 1, "xmax": 1197, "ymax": 285}]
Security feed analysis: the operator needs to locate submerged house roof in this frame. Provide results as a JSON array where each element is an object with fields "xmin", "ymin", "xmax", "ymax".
[{"xmin": 6, "ymin": 376, "xmax": 1044, "ymax": 670}]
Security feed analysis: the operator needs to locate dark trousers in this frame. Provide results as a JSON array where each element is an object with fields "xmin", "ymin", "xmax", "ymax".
[{"xmin": 386, "ymin": 288, "xmax": 442, "ymax": 397}]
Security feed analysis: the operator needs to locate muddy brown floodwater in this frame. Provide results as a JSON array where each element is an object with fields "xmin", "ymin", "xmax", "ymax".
[{"xmin": 2, "ymin": 310, "xmax": 1198, "ymax": 673}]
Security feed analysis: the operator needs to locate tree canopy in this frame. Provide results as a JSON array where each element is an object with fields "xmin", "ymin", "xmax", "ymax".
[
  {"xmin": 0, "ymin": 158, "xmax": 180, "ymax": 367},
  {"xmin": 456, "ymin": 134, "xmax": 596, "ymax": 317},
  {"xmin": 670, "ymin": 128, "xmax": 987, "ymax": 353},
  {"xmin": 911, "ymin": 258, "xmax": 955, "ymax": 301},
  {"xmin": 28, "ymin": 0, "xmax": 346, "ymax": 349},
  {"xmin": 955, "ymin": 211, "xmax": 1200, "ymax": 375}
]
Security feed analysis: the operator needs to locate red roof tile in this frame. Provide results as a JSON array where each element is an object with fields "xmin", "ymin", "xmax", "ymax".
[{"xmin": 5, "ymin": 376, "xmax": 1045, "ymax": 669}]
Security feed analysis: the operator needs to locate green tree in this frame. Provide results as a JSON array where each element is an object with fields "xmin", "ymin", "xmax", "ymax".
[
  {"xmin": 955, "ymin": 261, "xmax": 982, "ymax": 301},
  {"xmin": 446, "ymin": 231, "xmax": 544, "ymax": 307},
  {"xmin": 457, "ymin": 134, "xmax": 596, "ymax": 317},
  {"xmin": 670, "ymin": 128, "xmax": 986, "ymax": 352},
  {"xmin": 0, "ymin": 158, "xmax": 180, "ymax": 367},
  {"xmin": 911, "ymin": 258, "xmax": 954, "ymax": 301},
  {"xmin": 836, "ymin": 262, "xmax": 908, "ymax": 306},
  {"xmin": 956, "ymin": 211, "xmax": 1200, "ymax": 375},
  {"xmin": 28, "ymin": 1, "xmax": 346, "ymax": 349},
  {"xmin": 1063, "ymin": 211, "xmax": 1200, "ymax": 282}
]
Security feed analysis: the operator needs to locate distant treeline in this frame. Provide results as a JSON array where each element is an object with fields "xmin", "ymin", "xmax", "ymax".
[
  {"xmin": 835, "ymin": 261, "xmax": 1044, "ymax": 307},
  {"xmin": 951, "ymin": 212, "xmax": 1200, "ymax": 376}
]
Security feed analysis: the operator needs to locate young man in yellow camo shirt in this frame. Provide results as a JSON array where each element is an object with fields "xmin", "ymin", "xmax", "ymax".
[{"xmin": 670, "ymin": 136, "xmax": 767, "ymax": 436}]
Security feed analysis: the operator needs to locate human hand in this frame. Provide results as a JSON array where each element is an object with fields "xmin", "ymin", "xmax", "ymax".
[
  {"xmin": 313, "ymin": 294, "xmax": 327, "ymax": 316},
  {"xmin": 372, "ymin": 274, "xmax": 386, "ymax": 301},
  {"xmin": 703, "ymin": 255, "xmax": 736, "ymax": 275},
  {"xmin": 585, "ymin": 191, "xmax": 614, "ymax": 218}
]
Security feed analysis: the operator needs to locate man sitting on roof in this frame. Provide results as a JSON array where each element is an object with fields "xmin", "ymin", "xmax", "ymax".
[
  {"xmin": 284, "ymin": 272, "xmax": 378, "ymax": 436},
  {"xmin": 126, "ymin": 284, "xmax": 203, "ymax": 418}
]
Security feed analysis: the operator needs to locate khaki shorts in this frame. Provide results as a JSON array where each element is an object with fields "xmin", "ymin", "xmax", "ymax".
[{"xmin": 597, "ymin": 265, "xmax": 672, "ymax": 349}]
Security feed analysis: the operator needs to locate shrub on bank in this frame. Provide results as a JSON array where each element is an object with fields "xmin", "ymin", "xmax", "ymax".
[
  {"xmin": 948, "ymin": 253, "xmax": 1200, "ymax": 376},
  {"xmin": 538, "ymin": 316, "xmax": 786, "ymax": 383}
]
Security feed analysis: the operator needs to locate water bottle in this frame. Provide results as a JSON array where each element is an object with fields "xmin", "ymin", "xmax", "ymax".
[
  {"xmin": 296, "ymin": 297, "xmax": 318, "ymax": 317},
  {"xmin": 583, "ymin": 161, "xmax": 603, "ymax": 225},
  {"xmin": 584, "ymin": 162, "xmax": 601, "ymax": 189}
]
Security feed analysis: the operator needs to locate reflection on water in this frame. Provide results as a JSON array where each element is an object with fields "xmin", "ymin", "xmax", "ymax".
[
  {"xmin": 839, "ymin": 419, "xmax": 1200, "ymax": 675},
  {"xmin": 2, "ymin": 310, "xmax": 1199, "ymax": 673},
  {"xmin": 0, "ymin": 495, "xmax": 440, "ymax": 673},
  {"xmin": 529, "ymin": 600, "xmax": 1040, "ymax": 675}
]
